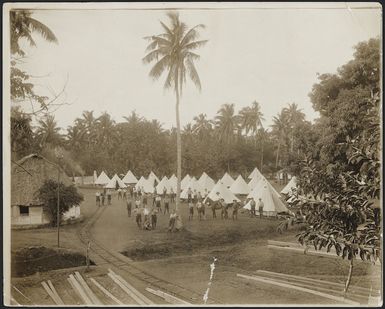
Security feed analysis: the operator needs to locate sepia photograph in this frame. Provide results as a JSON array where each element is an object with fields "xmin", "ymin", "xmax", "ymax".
[{"xmin": 3, "ymin": 2, "xmax": 382, "ymax": 306}]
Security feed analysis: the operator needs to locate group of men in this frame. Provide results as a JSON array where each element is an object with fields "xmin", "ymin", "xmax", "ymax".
[
  {"xmin": 96, "ymin": 184, "xmax": 266, "ymax": 231},
  {"xmin": 126, "ymin": 188, "xmax": 181, "ymax": 232},
  {"xmin": 95, "ymin": 189, "xmax": 113, "ymax": 206}
]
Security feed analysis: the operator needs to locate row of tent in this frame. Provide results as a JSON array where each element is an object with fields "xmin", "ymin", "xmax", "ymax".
[{"xmin": 93, "ymin": 168, "xmax": 298, "ymax": 216}]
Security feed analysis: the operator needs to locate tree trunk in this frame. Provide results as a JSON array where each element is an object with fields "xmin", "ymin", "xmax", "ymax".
[
  {"xmin": 275, "ymin": 142, "xmax": 281, "ymax": 168},
  {"xmin": 344, "ymin": 258, "xmax": 354, "ymax": 296},
  {"xmin": 175, "ymin": 85, "xmax": 182, "ymax": 215},
  {"xmin": 260, "ymin": 139, "xmax": 264, "ymax": 173}
]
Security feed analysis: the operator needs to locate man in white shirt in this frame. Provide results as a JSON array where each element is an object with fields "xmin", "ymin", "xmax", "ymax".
[{"xmin": 257, "ymin": 198, "xmax": 264, "ymax": 219}]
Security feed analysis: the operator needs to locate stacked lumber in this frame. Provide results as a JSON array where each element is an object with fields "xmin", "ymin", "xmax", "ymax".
[
  {"xmin": 237, "ymin": 269, "xmax": 381, "ymax": 305},
  {"xmin": 107, "ymin": 268, "xmax": 154, "ymax": 305}
]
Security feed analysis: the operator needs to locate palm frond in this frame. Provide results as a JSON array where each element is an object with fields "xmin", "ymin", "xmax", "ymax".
[
  {"xmin": 186, "ymin": 57, "xmax": 201, "ymax": 91},
  {"xmin": 164, "ymin": 63, "xmax": 176, "ymax": 90},
  {"xmin": 183, "ymin": 40, "xmax": 208, "ymax": 51},
  {"xmin": 181, "ymin": 24, "xmax": 205, "ymax": 46},
  {"xmin": 142, "ymin": 47, "xmax": 168, "ymax": 64},
  {"xmin": 149, "ymin": 55, "xmax": 170, "ymax": 80},
  {"xmin": 160, "ymin": 20, "xmax": 173, "ymax": 37},
  {"xmin": 184, "ymin": 51, "xmax": 200, "ymax": 61},
  {"xmin": 145, "ymin": 39, "xmax": 159, "ymax": 52},
  {"xmin": 27, "ymin": 17, "xmax": 58, "ymax": 43}
]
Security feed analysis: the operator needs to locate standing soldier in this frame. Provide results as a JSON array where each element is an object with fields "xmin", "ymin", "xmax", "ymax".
[
  {"xmin": 134, "ymin": 203, "xmax": 142, "ymax": 229},
  {"xmin": 232, "ymin": 199, "xmax": 240, "ymax": 220},
  {"xmin": 126, "ymin": 198, "xmax": 132, "ymax": 217},
  {"xmin": 142, "ymin": 193, "xmax": 148, "ymax": 206},
  {"xmin": 151, "ymin": 208, "xmax": 158, "ymax": 229},
  {"xmin": 96, "ymin": 191, "xmax": 101, "ymax": 207},
  {"xmin": 101, "ymin": 192, "xmax": 105, "ymax": 206},
  {"xmin": 155, "ymin": 195, "xmax": 162, "ymax": 213},
  {"xmin": 250, "ymin": 198, "xmax": 256, "ymax": 217},
  {"xmin": 107, "ymin": 190, "xmax": 112, "ymax": 205},
  {"xmin": 163, "ymin": 187, "xmax": 167, "ymax": 199},
  {"xmin": 123, "ymin": 188, "xmax": 127, "ymax": 200},
  {"xmin": 164, "ymin": 195, "xmax": 170, "ymax": 215},
  {"xmin": 170, "ymin": 188, "xmax": 175, "ymax": 203},
  {"xmin": 188, "ymin": 201, "xmax": 194, "ymax": 221},
  {"xmin": 258, "ymin": 197, "xmax": 265, "ymax": 219}
]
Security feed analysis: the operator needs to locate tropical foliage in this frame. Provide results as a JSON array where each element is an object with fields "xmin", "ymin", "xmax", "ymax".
[
  {"xmin": 278, "ymin": 37, "xmax": 381, "ymax": 294},
  {"xmin": 37, "ymin": 179, "xmax": 84, "ymax": 226}
]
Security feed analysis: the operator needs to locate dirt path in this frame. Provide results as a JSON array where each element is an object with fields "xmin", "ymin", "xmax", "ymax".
[{"xmin": 87, "ymin": 194, "xmax": 375, "ymax": 305}]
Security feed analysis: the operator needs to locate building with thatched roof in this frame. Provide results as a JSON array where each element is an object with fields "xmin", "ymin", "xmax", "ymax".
[{"xmin": 11, "ymin": 154, "xmax": 81, "ymax": 227}]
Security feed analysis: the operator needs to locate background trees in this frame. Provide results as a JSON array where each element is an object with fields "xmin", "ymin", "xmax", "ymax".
[{"xmin": 278, "ymin": 37, "xmax": 381, "ymax": 294}]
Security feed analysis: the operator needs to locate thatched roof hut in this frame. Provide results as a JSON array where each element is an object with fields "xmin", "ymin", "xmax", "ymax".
[{"xmin": 11, "ymin": 154, "xmax": 72, "ymax": 207}]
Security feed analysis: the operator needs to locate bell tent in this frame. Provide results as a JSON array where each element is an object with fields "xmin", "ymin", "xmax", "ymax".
[
  {"xmin": 105, "ymin": 174, "xmax": 127, "ymax": 189},
  {"xmin": 180, "ymin": 178, "xmax": 204, "ymax": 199},
  {"xmin": 156, "ymin": 176, "xmax": 171, "ymax": 194},
  {"xmin": 198, "ymin": 173, "xmax": 215, "ymax": 192},
  {"xmin": 205, "ymin": 181, "xmax": 240, "ymax": 204},
  {"xmin": 244, "ymin": 183, "xmax": 288, "ymax": 216},
  {"xmin": 281, "ymin": 176, "xmax": 298, "ymax": 195},
  {"xmin": 230, "ymin": 175, "xmax": 250, "ymax": 195},
  {"xmin": 220, "ymin": 172, "xmax": 234, "ymax": 188},
  {"xmin": 95, "ymin": 171, "xmax": 110, "ymax": 185},
  {"xmin": 181, "ymin": 174, "xmax": 192, "ymax": 190},
  {"xmin": 122, "ymin": 170, "xmax": 138, "ymax": 184},
  {"xmin": 248, "ymin": 167, "xmax": 264, "ymax": 180}
]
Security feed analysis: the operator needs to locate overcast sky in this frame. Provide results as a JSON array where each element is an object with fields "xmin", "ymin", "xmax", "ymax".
[{"xmin": 16, "ymin": 3, "xmax": 381, "ymax": 132}]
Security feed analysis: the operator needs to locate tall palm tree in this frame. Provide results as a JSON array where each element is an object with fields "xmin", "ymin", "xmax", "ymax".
[
  {"xmin": 35, "ymin": 114, "xmax": 62, "ymax": 147},
  {"xmin": 96, "ymin": 112, "xmax": 116, "ymax": 147},
  {"xmin": 123, "ymin": 110, "xmax": 143, "ymax": 126},
  {"xmin": 283, "ymin": 103, "xmax": 305, "ymax": 152},
  {"xmin": 271, "ymin": 111, "xmax": 289, "ymax": 168},
  {"xmin": 192, "ymin": 113, "xmax": 213, "ymax": 136},
  {"xmin": 215, "ymin": 103, "xmax": 239, "ymax": 172},
  {"xmin": 10, "ymin": 9, "xmax": 58, "ymax": 56},
  {"xmin": 143, "ymin": 12, "xmax": 207, "ymax": 213}
]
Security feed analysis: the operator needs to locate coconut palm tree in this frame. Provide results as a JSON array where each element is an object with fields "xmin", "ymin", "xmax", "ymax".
[
  {"xmin": 10, "ymin": 9, "xmax": 58, "ymax": 56},
  {"xmin": 35, "ymin": 114, "xmax": 63, "ymax": 147},
  {"xmin": 143, "ymin": 12, "xmax": 207, "ymax": 213},
  {"xmin": 192, "ymin": 113, "xmax": 213, "ymax": 136},
  {"xmin": 123, "ymin": 110, "xmax": 143, "ymax": 126},
  {"xmin": 283, "ymin": 103, "xmax": 305, "ymax": 152},
  {"xmin": 215, "ymin": 103, "xmax": 240, "ymax": 172},
  {"xmin": 271, "ymin": 111, "xmax": 289, "ymax": 168}
]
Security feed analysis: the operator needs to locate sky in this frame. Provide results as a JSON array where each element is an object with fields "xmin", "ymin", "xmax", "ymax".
[{"xmin": 14, "ymin": 3, "xmax": 382, "ymax": 132}]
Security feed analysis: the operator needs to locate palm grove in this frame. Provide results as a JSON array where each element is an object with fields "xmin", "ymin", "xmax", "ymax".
[{"xmin": 10, "ymin": 10, "xmax": 381, "ymax": 278}]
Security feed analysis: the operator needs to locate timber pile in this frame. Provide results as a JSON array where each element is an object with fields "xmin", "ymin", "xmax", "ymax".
[{"xmin": 237, "ymin": 269, "xmax": 381, "ymax": 305}]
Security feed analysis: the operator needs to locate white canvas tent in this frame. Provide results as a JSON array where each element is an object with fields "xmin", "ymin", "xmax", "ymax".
[
  {"xmin": 180, "ymin": 178, "xmax": 204, "ymax": 199},
  {"xmin": 156, "ymin": 176, "xmax": 171, "ymax": 194},
  {"xmin": 168, "ymin": 174, "xmax": 177, "ymax": 192},
  {"xmin": 230, "ymin": 175, "xmax": 250, "ymax": 195},
  {"xmin": 198, "ymin": 173, "xmax": 215, "ymax": 192},
  {"xmin": 136, "ymin": 177, "xmax": 155, "ymax": 193},
  {"xmin": 181, "ymin": 174, "xmax": 192, "ymax": 190},
  {"xmin": 95, "ymin": 171, "xmax": 110, "ymax": 185},
  {"xmin": 122, "ymin": 170, "xmax": 138, "ymax": 184},
  {"xmin": 248, "ymin": 167, "xmax": 264, "ymax": 180},
  {"xmin": 105, "ymin": 174, "xmax": 127, "ymax": 189},
  {"xmin": 248, "ymin": 177, "xmax": 280, "ymax": 199},
  {"xmin": 247, "ymin": 176, "xmax": 261, "ymax": 189},
  {"xmin": 135, "ymin": 176, "xmax": 146, "ymax": 190},
  {"xmin": 220, "ymin": 173, "xmax": 234, "ymax": 188},
  {"xmin": 148, "ymin": 171, "xmax": 160, "ymax": 184},
  {"xmin": 281, "ymin": 176, "xmax": 298, "ymax": 195},
  {"xmin": 205, "ymin": 181, "xmax": 240, "ymax": 204},
  {"xmin": 244, "ymin": 183, "xmax": 288, "ymax": 216}
]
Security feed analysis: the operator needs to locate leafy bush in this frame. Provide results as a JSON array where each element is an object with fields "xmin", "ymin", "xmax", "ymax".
[{"xmin": 37, "ymin": 179, "xmax": 84, "ymax": 226}]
